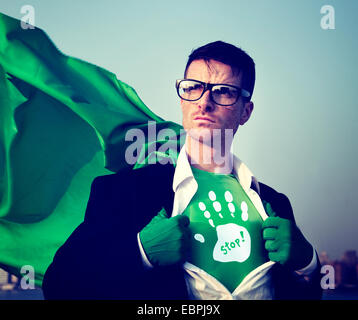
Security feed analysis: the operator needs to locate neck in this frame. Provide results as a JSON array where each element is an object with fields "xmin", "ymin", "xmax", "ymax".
[{"xmin": 185, "ymin": 133, "xmax": 234, "ymax": 174}]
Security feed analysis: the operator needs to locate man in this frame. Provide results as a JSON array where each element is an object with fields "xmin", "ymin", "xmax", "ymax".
[{"xmin": 42, "ymin": 41, "xmax": 322, "ymax": 299}]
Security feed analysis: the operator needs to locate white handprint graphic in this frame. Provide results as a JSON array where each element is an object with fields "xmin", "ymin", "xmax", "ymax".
[{"xmin": 194, "ymin": 190, "xmax": 251, "ymax": 263}]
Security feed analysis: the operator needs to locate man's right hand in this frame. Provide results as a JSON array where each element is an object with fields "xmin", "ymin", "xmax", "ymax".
[{"xmin": 139, "ymin": 208, "xmax": 191, "ymax": 267}]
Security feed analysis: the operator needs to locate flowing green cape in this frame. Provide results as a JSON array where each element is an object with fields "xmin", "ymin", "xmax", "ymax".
[{"xmin": 0, "ymin": 12, "xmax": 183, "ymax": 286}]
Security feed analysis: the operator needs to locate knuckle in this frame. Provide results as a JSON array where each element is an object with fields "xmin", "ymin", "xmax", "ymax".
[
  {"xmin": 268, "ymin": 252, "xmax": 277, "ymax": 261},
  {"xmin": 265, "ymin": 242, "xmax": 270, "ymax": 251}
]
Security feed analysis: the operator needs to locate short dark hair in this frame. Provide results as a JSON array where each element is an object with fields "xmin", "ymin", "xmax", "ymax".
[{"xmin": 184, "ymin": 41, "xmax": 255, "ymax": 99}]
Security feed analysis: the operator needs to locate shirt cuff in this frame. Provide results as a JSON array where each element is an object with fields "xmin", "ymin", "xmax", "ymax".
[
  {"xmin": 137, "ymin": 233, "xmax": 154, "ymax": 268},
  {"xmin": 295, "ymin": 247, "xmax": 318, "ymax": 276}
]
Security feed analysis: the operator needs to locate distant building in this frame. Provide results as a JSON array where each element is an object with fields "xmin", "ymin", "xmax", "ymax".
[
  {"xmin": 0, "ymin": 269, "xmax": 8, "ymax": 285},
  {"xmin": 319, "ymin": 251, "xmax": 332, "ymax": 265},
  {"xmin": 0, "ymin": 268, "xmax": 18, "ymax": 291},
  {"xmin": 339, "ymin": 250, "xmax": 358, "ymax": 288}
]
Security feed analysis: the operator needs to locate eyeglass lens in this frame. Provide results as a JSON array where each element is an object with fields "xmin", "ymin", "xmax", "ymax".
[{"xmin": 178, "ymin": 80, "xmax": 239, "ymax": 106}]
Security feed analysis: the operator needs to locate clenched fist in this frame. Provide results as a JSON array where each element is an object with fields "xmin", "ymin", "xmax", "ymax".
[
  {"xmin": 262, "ymin": 202, "xmax": 313, "ymax": 270},
  {"xmin": 140, "ymin": 208, "xmax": 191, "ymax": 267}
]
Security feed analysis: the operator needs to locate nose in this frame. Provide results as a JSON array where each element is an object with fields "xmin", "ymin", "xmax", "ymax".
[{"xmin": 197, "ymin": 89, "xmax": 215, "ymax": 113}]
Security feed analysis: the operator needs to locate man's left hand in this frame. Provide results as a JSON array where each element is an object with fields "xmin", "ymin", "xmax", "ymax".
[{"xmin": 262, "ymin": 216, "xmax": 313, "ymax": 271}]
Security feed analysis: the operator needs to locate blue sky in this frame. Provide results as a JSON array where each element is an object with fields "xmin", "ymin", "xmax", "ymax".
[{"xmin": 1, "ymin": 0, "xmax": 357, "ymax": 260}]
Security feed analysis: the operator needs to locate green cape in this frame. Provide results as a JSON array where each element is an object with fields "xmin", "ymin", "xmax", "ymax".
[{"xmin": 0, "ymin": 12, "xmax": 183, "ymax": 286}]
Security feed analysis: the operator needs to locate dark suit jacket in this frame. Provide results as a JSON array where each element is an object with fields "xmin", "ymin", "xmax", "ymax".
[{"xmin": 42, "ymin": 163, "xmax": 322, "ymax": 300}]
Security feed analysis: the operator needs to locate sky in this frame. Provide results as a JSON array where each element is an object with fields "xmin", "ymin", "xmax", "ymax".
[{"xmin": 1, "ymin": 0, "xmax": 357, "ymax": 260}]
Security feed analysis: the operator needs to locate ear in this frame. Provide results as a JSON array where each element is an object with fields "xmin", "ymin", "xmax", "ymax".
[{"xmin": 239, "ymin": 101, "xmax": 254, "ymax": 125}]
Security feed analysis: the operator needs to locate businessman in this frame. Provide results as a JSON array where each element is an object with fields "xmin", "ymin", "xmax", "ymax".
[{"xmin": 43, "ymin": 41, "xmax": 322, "ymax": 299}]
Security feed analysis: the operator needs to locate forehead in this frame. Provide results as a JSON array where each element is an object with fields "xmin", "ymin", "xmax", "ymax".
[{"xmin": 185, "ymin": 59, "xmax": 242, "ymax": 86}]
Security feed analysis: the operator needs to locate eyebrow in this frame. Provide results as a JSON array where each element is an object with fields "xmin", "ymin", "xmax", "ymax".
[{"xmin": 186, "ymin": 77, "xmax": 240, "ymax": 87}]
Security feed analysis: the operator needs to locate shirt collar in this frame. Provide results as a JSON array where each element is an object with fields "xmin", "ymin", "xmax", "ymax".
[
  {"xmin": 172, "ymin": 143, "xmax": 194, "ymax": 192},
  {"xmin": 173, "ymin": 142, "xmax": 260, "ymax": 195}
]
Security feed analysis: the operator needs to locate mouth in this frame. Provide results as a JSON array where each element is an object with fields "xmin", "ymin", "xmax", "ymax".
[{"xmin": 194, "ymin": 116, "xmax": 215, "ymax": 123}]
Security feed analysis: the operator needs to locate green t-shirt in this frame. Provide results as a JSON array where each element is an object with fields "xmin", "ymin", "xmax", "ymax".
[{"xmin": 183, "ymin": 167, "xmax": 269, "ymax": 292}]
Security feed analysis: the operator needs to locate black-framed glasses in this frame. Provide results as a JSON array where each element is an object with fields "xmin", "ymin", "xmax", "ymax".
[{"xmin": 176, "ymin": 79, "xmax": 251, "ymax": 106}]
